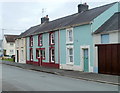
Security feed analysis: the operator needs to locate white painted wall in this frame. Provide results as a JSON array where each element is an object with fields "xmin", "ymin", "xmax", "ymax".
[
  {"xmin": 93, "ymin": 31, "xmax": 120, "ymax": 73},
  {"xmin": 15, "ymin": 38, "xmax": 26, "ymax": 63},
  {"xmin": 3, "ymin": 37, "xmax": 16, "ymax": 56}
]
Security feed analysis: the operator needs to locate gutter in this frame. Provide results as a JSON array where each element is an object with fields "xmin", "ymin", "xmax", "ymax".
[{"xmin": 92, "ymin": 29, "xmax": 120, "ymax": 35}]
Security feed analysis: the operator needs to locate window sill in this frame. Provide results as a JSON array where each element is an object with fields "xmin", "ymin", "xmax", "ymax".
[
  {"xmin": 50, "ymin": 43, "xmax": 55, "ymax": 46},
  {"xmin": 66, "ymin": 63, "xmax": 74, "ymax": 65},
  {"xmin": 38, "ymin": 45, "xmax": 43, "ymax": 47},
  {"xmin": 66, "ymin": 42, "xmax": 73, "ymax": 45}
]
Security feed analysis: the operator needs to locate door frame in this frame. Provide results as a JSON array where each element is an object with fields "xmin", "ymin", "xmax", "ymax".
[
  {"xmin": 17, "ymin": 50, "xmax": 19, "ymax": 63},
  {"xmin": 80, "ymin": 45, "xmax": 90, "ymax": 72}
]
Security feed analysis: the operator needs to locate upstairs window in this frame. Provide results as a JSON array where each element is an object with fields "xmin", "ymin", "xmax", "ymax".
[
  {"xmin": 66, "ymin": 28, "xmax": 73, "ymax": 44},
  {"xmin": 10, "ymin": 43, "xmax": 14, "ymax": 46},
  {"xmin": 50, "ymin": 32, "xmax": 55, "ymax": 45},
  {"xmin": 38, "ymin": 34, "xmax": 43, "ymax": 46},
  {"xmin": 30, "ymin": 36, "xmax": 33, "ymax": 47},
  {"xmin": 16, "ymin": 40, "xmax": 19, "ymax": 47},
  {"xmin": 101, "ymin": 34, "xmax": 109, "ymax": 44}
]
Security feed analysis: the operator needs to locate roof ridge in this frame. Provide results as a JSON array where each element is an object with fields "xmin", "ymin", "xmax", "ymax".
[{"xmin": 44, "ymin": 2, "xmax": 117, "ymax": 24}]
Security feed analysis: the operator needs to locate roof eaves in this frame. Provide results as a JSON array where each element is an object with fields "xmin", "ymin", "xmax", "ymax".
[{"xmin": 93, "ymin": 29, "xmax": 119, "ymax": 34}]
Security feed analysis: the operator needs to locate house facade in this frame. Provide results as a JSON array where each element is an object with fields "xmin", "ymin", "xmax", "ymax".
[
  {"xmin": 93, "ymin": 12, "xmax": 120, "ymax": 74},
  {"xmin": 0, "ymin": 40, "xmax": 3, "ymax": 57},
  {"xmin": 26, "ymin": 30, "xmax": 59, "ymax": 68},
  {"xmin": 15, "ymin": 38, "xmax": 26, "ymax": 63},
  {"xmin": 3, "ymin": 35, "xmax": 18, "ymax": 57},
  {"xmin": 23, "ymin": 2, "xmax": 120, "ymax": 73}
]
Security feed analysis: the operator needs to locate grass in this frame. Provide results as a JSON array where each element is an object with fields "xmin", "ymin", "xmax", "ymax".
[{"xmin": 2, "ymin": 58, "xmax": 14, "ymax": 62}]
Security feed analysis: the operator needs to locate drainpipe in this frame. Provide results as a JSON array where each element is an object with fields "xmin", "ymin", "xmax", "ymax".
[{"xmin": 58, "ymin": 30, "xmax": 60, "ymax": 69}]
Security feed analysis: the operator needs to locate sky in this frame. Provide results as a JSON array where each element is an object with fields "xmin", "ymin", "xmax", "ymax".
[{"xmin": 0, "ymin": 0, "xmax": 119, "ymax": 39}]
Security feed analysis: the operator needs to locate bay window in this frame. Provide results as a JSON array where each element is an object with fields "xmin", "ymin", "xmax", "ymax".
[{"xmin": 36, "ymin": 48, "xmax": 45, "ymax": 60}]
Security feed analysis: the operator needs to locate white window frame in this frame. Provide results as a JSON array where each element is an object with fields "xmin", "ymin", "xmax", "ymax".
[
  {"xmin": 30, "ymin": 49, "xmax": 33, "ymax": 61},
  {"xmin": 101, "ymin": 34, "xmax": 109, "ymax": 44},
  {"xmin": 50, "ymin": 33, "xmax": 55, "ymax": 45},
  {"xmin": 30, "ymin": 36, "xmax": 33, "ymax": 47},
  {"xmin": 50, "ymin": 48, "xmax": 55, "ymax": 62},
  {"xmin": 42, "ymin": 49, "xmax": 45, "ymax": 59},
  {"xmin": 66, "ymin": 28, "xmax": 73, "ymax": 44},
  {"xmin": 38, "ymin": 34, "xmax": 43, "ymax": 46},
  {"xmin": 66, "ymin": 46, "xmax": 74, "ymax": 65}
]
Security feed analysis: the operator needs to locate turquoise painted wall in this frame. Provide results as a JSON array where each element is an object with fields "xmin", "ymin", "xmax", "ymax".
[
  {"xmin": 92, "ymin": 2, "xmax": 120, "ymax": 32},
  {"xmin": 60, "ymin": 29, "xmax": 66, "ymax": 64},
  {"xmin": 60, "ymin": 24, "xmax": 94, "ymax": 67},
  {"xmin": 26, "ymin": 31, "xmax": 59, "ymax": 63},
  {"xmin": 55, "ymin": 31, "xmax": 59, "ymax": 63},
  {"xmin": 26, "ymin": 37, "xmax": 30, "ymax": 61},
  {"xmin": 74, "ymin": 25, "xmax": 94, "ymax": 67}
]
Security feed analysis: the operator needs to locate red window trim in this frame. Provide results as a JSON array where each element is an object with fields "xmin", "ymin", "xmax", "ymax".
[
  {"xmin": 38, "ymin": 34, "xmax": 43, "ymax": 46},
  {"xmin": 29, "ymin": 36, "xmax": 33, "ymax": 47},
  {"xmin": 49, "ymin": 47, "xmax": 55, "ymax": 63},
  {"xmin": 30, "ymin": 48, "xmax": 33, "ymax": 61},
  {"xmin": 36, "ymin": 48, "xmax": 45, "ymax": 60},
  {"xmin": 49, "ymin": 32, "xmax": 55, "ymax": 46}
]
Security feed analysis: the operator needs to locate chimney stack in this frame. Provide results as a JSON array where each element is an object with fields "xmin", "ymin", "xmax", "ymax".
[
  {"xmin": 41, "ymin": 15, "xmax": 49, "ymax": 24},
  {"xmin": 78, "ymin": 3, "xmax": 89, "ymax": 13}
]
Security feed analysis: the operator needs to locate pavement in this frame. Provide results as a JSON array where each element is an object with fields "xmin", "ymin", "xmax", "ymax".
[{"xmin": 1, "ymin": 60, "xmax": 120, "ymax": 86}]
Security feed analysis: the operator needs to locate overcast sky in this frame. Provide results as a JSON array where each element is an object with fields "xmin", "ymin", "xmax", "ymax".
[{"xmin": 0, "ymin": 0, "xmax": 119, "ymax": 39}]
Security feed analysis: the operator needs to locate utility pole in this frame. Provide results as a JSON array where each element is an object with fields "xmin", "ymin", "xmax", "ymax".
[
  {"xmin": 2, "ymin": 28, "xmax": 5, "ymax": 40},
  {"xmin": 1, "ymin": 28, "xmax": 5, "ymax": 57}
]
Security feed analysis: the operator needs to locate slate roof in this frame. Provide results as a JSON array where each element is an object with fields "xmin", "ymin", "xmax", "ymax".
[
  {"xmin": 16, "ymin": 25, "xmax": 41, "ymax": 39},
  {"xmin": 94, "ymin": 12, "xmax": 120, "ymax": 34},
  {"xmin": 4, "ymin": 35, "xmax": 19, "ymax": 42},
  {"xmin": 18, "ymin": 2, "xmax": 117, "ymax": 38}
]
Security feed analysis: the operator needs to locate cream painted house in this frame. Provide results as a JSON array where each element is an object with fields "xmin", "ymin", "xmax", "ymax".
[
  {"xmin": 93, "ymin": 12, "xmax": 120, "ymax": 73},
  {"xmin": 3, "ymin": 35, "xmax": 18, "ymax": 57},
  {"xmin": 15, "ymin": 36, "xmax": 26, "ymax": 63}
]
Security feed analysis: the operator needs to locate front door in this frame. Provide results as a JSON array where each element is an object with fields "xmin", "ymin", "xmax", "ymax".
[
  {"xmin": 37, "ymin": 50, "xmax": 42, "ymax": 66},
  {"xmin": 17, "ymin": 50, "xmax": 19, "ymax": 62},
  {"xmin": 83, "ymin": 49, "xmax": 89, "ymax": 72}
]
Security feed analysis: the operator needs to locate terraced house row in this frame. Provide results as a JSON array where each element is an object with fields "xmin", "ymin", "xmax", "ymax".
[{"xmin": 15, "ymin": 2, "xmax": 120, "ymax": 75}]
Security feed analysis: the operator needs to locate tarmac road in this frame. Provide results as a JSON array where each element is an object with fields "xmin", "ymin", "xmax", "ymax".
[{"xmin": 2, "ymin": 64, "xmax": 119, "ymax": 91}]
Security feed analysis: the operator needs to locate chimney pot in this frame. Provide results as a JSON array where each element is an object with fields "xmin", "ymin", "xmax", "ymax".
[
  {"xmin": 78, "ymin": 3, "xmax": 89, "ymax": 13},
  {"xmin": 41, "ymin": 15, "xmax": 49, "ymax": 24}
]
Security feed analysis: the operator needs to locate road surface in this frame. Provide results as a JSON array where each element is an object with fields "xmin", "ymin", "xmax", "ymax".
[{"xmin": 2, "ymin": 64, "xmax": 119, "ymax": 91}]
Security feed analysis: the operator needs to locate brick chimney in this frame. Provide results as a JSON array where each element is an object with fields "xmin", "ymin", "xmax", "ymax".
[
  {"xmin": 78, "ymin": 3, "xmax": 89, "ymax": 13},
  {"xmin": 41, "ymin": 15, "xmax": 49, "ymax": 24}
]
